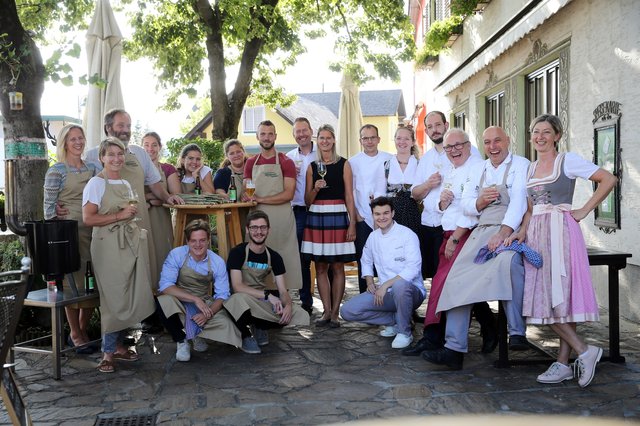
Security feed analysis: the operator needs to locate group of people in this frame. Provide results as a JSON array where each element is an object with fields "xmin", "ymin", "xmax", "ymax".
[{"xmin": 43, "ymin": 107, "xmax": 616, "ymax": 388}]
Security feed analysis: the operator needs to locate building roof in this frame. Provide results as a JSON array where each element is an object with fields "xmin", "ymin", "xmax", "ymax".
[{"xmin": 184, "ymin": 89, "xmax": 406, "ymax": 138}]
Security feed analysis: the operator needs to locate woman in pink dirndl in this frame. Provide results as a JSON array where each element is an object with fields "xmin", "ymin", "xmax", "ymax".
[{"xmin": 508, "ymin": 114, "xmax": 617, "ymax": 388}]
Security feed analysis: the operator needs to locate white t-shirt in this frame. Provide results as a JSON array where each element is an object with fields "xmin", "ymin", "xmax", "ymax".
[
  {"xmin": 82, "ymin": 176, "xmax": 134, "ymax": 209},
  {"xmin": 349, "ymin": 151, "xmax": 392, "ymax": 228},
  {"xmin": 286, "ymin": 145, "xmax": 317, "ymax": 207},
  {"xmin": 181, "ymin": 165, "xmax": 213, "ymax": 184}
]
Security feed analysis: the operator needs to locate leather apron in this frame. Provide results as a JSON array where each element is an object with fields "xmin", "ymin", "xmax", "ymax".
[
  {"xmin": 223, "ymin": 245, "xmax": 309, "ymax": 326},
  {"xmin": 90, "ymin": 174, "xmax": 155, "ymax": 334},
  {"xmin": 157, "ymin": 254, "xmax": 241, "ymax": 347},
  {"xmin": 121, "ymin": 150, "xmax": 159, "ymax": 290},
  {"xmin": 58, "ymin": 163, "xmax": 98, "ymax": 308},
  {"xmin": 145, "ymin": 163, "xmax": 173, "ymax": 275},
  {"xmin": 250, "ymin": 153, "xmax": 302, "ymax": 289},
  {"xmin": 437, "ymin": 161, "xmax": 517, "ymax": 313}
]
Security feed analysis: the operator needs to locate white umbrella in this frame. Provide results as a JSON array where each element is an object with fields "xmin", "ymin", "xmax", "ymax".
[
  {"xmin": 337, "ymin": 72, "xmax": 363, "ymax": 158},
  {"xmin": 83, "ymin": 0, "xmax": 124, "ymax": 148}
]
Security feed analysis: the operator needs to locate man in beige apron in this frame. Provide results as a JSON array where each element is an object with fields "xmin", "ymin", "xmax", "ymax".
[
  {"xmin": 157, "ymin": 219, "xmax": 241, "ymax": 362},
  {"xmin": 243, "ymin": 120, "xmax": 302, "ymax": 290},
  {"xmin": 424, "ymin": 126, "xmax": 531, "ymax": 370},
  {"xmin": 224, "ymin": 210, "xmax": 309, "ymax": 354}
]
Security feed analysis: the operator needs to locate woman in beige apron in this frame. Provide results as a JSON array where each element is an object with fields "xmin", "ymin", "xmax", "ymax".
[
  {"xmin": 142, "ymin": 132, "xmax": 181, "ymax": 273},
  {"xmin": 250, "ymin": 153, "xmax": 302, "ymax": 289},
  {"xmin": 83, "ymin": 138, "xmax": 155, "ymax": 373},
  {"xmin": 214, "ymin": 139, "xmax": 249, "ymax": 237},
  {"xmin": 157, "ymin": 246, "xmax": 241, "ymax": 356},
  {"xmin": 43, "ymin": 124, "xmax": 98, "ymax": 353},
  {"xmin": 437, "ymin": 162, "xmax": 516, "ymax": 313},
  {"xmin": 224, "ymin": 244, "xmax": 309, "ymax": 327}
]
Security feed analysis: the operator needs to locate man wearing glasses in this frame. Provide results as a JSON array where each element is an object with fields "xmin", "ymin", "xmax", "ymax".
[
  {"xmin": 348, "ymin": 124, "xmax": 392, "ymax": 293},
  {"xmin": 423, "ymin": 126, "xmax": 530, "ymax": 370},
  {"xmin": 224, "ymin": 210, "xmax": 310, "ymax": 354}
]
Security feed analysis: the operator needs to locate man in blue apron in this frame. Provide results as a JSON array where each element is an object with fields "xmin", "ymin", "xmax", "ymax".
[
  {"xmin": 224, "ymin": 210, "xmax": 309, "ymax": 354},
  {"xmin": 423, "ymin": 126, "xmax": 530, "ymax": 370}
]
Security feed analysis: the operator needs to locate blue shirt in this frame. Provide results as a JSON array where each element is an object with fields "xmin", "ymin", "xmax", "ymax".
[{"xmin": 158, "ymin": 246, "xmax": 230, "ymax": 300}]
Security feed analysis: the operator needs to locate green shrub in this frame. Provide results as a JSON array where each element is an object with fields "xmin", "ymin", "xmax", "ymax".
[{"xmin": 165, "ymin": 137, "xmax": 225, "ymax": 171}]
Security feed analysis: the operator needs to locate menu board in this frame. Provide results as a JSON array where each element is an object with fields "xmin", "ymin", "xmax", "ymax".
[{"xmin": 1, "ymin": 368, "xmax": 31, "ymax": 425}]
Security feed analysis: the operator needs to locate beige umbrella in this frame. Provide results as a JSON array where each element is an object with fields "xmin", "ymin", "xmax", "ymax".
[
  {"xmin": 83, "ymin": 0, "xmax": 124, "ymax": 148},
  {"xmin": 337, "ymin": 72, "xmax": 363, "ymax": 158}
]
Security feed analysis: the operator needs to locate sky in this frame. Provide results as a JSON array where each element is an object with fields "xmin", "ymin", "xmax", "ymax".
[{"xmin": 39, "ymin": 11, "xmax": 415, "ymax": 141}]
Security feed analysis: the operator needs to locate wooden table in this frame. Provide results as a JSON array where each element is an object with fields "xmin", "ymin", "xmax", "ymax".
[
  {"xmin": 167, "ymin": 202, "xmax": 255, "ymax": 259},
  {"xmin": 495, "ymin": 246, "xmax": 632, "ymax": 368}
]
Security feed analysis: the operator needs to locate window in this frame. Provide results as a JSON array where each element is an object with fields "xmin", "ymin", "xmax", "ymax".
[
  {"xmin": 242, "ymin": 106, "xmax": 265, "ymax": 133},
  {"xmin": 486, "ymin": 92, "xmax": 505, "ymax": 128},
  {"xmin": 525, "ymin": 60, "xmax": 559, "ymax": 159},
  {"xmin": 453, "ymin": 110, "xmax": 466, "ymax": 130}
]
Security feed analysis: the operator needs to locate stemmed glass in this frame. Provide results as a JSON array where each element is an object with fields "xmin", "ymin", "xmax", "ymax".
[
  {"xmin": 317, "ymin": 161, "xmax": 329, "ymax": 189},
  {"xmin": 126, "ymin": 187, "xmax": 142, "ymax": 221}
]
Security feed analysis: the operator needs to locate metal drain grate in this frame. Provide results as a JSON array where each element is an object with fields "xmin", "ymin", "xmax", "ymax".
[{"xmin": 95, "ymin": 413, "xmax": 157, "ymax": 426}]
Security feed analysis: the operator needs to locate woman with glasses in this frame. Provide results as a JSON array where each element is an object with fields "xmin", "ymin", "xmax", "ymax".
[
  {"xmin": 301, "ymin": 124, "xmax": 357, "ymax": 327},
  {"xmin": 384, "ymin": 125, "xmax": 422, "ymax": 237}
]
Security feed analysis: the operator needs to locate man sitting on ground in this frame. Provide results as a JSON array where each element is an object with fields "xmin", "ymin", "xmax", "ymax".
[
  {"xmin": 156, "ymin": 219, "xmax": 241, "ymax": 362},
  {"xmin": 340, "ymin": 197, "xmax": 425, "ymax": 349},
  {"xmin": 224, "ymin": 210, "xmax": 310, "ymax": 354}
]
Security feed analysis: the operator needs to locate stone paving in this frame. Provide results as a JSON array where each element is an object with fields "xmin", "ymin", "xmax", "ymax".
[{"xmin": 2, "ymin": 278, "xmax": 639, "ymax": 425}]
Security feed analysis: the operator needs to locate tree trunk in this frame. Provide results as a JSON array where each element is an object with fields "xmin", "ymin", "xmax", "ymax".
[{"xmin": 0, "ymin": 0, "xmax": 49, "ymax": 234}]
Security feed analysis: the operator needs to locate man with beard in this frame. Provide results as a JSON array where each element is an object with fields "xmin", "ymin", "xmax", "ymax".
[
  {"xmin": 224, "ymin": 210, "xmax": 310, "ymax": 354},
  {"xmin": 286, "ymin": 117, "xmax": 317, "ymax": 315},
  {"xmin": 80, "ymin": 109, "xmax": 183, "ymax": 333},
  {"xmin": 412, "ymin": 111, "xmax": 480, "ymax": 279},
  {"xmin": 243, "ymin": 120, "xmax": 303, "ymax": 292}
]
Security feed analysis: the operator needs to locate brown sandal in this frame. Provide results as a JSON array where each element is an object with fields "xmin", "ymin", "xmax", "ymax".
[
  {"xmin": 97, "ymin": 359, "xmax": 115, "ymax": 373},
  {"xmin": 112, "ymin": 350, "xmax": 140, "ymax": 362}
]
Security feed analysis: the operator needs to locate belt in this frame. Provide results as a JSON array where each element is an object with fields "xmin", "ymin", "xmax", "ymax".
[{"xmin": 292, "ymin": 205, "xmax": 307, "ymax": 211}]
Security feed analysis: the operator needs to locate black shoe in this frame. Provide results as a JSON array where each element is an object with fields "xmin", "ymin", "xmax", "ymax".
[
  {"xmin": 301, "ymin": 304, "xmax": 313, "ymax": 316},
  {"xmin": 401, "ymin": 336, "xmax": 440, "ymax": 356},
  {"xmin": 141, "ymin": 322, "xmax": 164, "ymax": 335},
  {"xmin": 508, "ymin": 335, "xmax": 529, "ymax": 351},
  {"xmin": 481, "ymin": 328, "xmax": 498, "ymax": 354},
  {"xmin": 422, "ymin": 347, "xmax": 464, "ymax": 370}
]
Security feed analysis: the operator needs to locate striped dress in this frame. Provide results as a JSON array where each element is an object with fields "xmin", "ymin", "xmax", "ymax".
[{"xmin": 301, "ymin": 157, "xmax": 357, "ymax": 263}]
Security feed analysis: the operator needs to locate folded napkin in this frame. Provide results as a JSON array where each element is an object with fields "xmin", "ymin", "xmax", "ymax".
[{"xmin": 474, "ymin": 241, "xmax": 543, "ymax": 268}]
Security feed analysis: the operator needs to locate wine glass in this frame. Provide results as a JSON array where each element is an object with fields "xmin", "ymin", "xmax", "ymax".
[
  {"xmin": 127, "ymin": 188, "xmax": 142, "ymax": 221},
  {"xmin": 484, "ymin": 173, "xmax": 501, "ymax": 205},
  {"xmin": 245, "ymin": 179, "xmax": 256, "ymax": 199},
  {"xmin": 317, "ymin": 161, "xmax": 329, "ymax": 189}
]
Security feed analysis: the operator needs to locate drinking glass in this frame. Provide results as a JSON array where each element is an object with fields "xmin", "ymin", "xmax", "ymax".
[
  {"xmin": 317, "ymin": 161, "xmax": 329, "ymax": 188},
  {"xmin": 245, "ymin": 179, "xmax": 256, "ymax": 198}
]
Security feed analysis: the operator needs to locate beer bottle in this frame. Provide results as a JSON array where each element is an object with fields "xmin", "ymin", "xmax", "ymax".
[
  {"xmin": 84, "ymin": 261, "xmax": 96, "ymax": 294},
  {"xmin": 228, "ymin": 179, "xmax": 237, "ymax": 203},
  {"xmin": 194, "ymin": 175, "xmax": 202, "ymax": 195}
]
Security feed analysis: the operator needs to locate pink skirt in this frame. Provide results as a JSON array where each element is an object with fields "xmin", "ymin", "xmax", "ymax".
[{"xmin": 523, "ymin": 210, "xmax": 599, "ymax": 324}]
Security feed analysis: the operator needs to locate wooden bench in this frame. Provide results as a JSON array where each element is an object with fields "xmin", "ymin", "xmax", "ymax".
[{"xmin": 495, "ymin": 246, "xmax": 632, "ymax": 368}]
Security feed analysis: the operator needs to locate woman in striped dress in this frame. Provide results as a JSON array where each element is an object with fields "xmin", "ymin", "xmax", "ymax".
[{"xmin": 301, "ymin": 124, "xmax": 356, "ymax": 327}]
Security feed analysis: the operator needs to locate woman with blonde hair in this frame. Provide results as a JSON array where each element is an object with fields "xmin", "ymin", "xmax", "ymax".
[
  {"xmin": 301, "ymin": 124, "xmax": 357, "ymax": 327},
  {"xmin": 43, "ymin": 123, "xmax": 98, "ymax": 353}
]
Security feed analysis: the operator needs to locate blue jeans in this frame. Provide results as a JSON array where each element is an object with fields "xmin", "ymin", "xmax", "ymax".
[
  {"xmin": 102, "ymin": 330, "xmax": 126, "ymax": 353},
  {"xmin": 293, "ymin": 206, "xmax": 313, "ymax": 308}
]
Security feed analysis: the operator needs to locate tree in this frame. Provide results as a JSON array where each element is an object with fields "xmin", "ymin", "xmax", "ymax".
[{"xmin": 125, "ymin": 0, "xmax": 415, "ymax": 141}]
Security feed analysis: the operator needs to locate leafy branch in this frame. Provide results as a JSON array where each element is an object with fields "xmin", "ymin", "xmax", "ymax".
[{"xmin": 0, "ymin": 32, "xmax": 29, "ymax": 86}]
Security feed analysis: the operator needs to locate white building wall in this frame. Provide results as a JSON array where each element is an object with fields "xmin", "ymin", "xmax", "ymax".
[{"xmin": 415, "ymin": 0, "xmax": 640, "ymax": 321}]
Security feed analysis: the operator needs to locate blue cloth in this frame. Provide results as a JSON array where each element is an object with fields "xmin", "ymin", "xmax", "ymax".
[
  {"xmin": 474, "ymin": 241, "xmax": 543, "ymax": 269},
  {"xmin": 183, "ymin": 302, "xmax": 203, "ymax": 339}
]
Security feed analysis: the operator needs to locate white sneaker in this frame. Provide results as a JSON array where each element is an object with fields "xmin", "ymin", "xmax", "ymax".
[
  {"xmin": 391, "ymin": 333, "xmax": 413, "ymax": 349},
  {"xmin": 537, "ymin": 362, "xmax": 573, "ymax": 384},
  {"xmin": 192, "ymin": 337, "xmax": 208, "ymax": 353},
  {"xmin": 574, "ymin": 345, "xmax": 603, "ymax": 388},
  {"xmin": 380, "ymin": 325, "xmax": 398, "ymax": 337},
  {"xmin": 176, "ymin": 341, "xmax": 191, "ymax": 362}
]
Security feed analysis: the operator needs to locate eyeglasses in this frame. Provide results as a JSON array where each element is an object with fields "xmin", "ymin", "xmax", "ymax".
[
  {"xmin": 248, "ymin": 225, "xmax": 269, "ymax": 232},
  {"xmin": 360, "ymin": 136, "xmax": 379, "ymax": 142},
  {"xmin": 443, "ymin": 141, "xmax": 469, "ymax": 152}
]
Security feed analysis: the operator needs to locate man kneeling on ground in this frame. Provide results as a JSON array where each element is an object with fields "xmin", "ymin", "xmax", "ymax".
[
  {"xmin": 340, "ymin": 196, "xmax": 425, "ymax": 349},
  {"xmin": 157, "ymin": 219, "xmax": 241, "ymax": 362},
  {"xmin": 224, "ymin": 210, "xmax": 310, "ymax": 354}
]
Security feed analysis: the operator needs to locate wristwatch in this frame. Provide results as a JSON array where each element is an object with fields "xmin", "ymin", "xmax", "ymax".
[
  {"xmin": 264, "ymin": 290, "xmax": 270, "ymax": 300},
  {"xmin": 451, "ymin": 238, "xmax": 460, "ymax": 244}
]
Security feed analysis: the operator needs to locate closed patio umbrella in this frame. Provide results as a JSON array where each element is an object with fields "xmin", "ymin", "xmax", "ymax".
[
  {"xmin": 83, "ymin": 0, "xmax": 124, "ymax": 148},
  {"xmin": 337, "ymin": 73, "xmax": 363, "ymax": 158}
]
